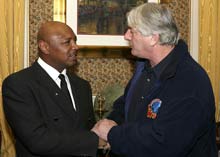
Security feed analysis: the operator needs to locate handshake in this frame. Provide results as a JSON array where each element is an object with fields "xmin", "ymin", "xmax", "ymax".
[{"xmin": 91, "ymin": 119, "xmax": 117, "ymax": 150}]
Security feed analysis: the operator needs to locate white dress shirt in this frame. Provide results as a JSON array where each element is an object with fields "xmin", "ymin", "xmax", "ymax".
[{"xmin": 37, "ymin": 57, "xmax": 76, "ymax": 110}]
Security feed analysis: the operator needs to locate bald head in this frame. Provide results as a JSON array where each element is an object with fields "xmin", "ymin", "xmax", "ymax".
[{"xmin": 37, "ymin": 21, "xmax": 74, "ymax": 43}]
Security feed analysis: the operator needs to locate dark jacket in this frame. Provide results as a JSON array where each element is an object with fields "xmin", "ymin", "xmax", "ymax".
[
  {"xmin": 2, "ymin": 62, "xmax": 98, "ymax": 157},
  {"xmin": 108, "ymin": 40, "xmax": 217, "ymax": 157}
]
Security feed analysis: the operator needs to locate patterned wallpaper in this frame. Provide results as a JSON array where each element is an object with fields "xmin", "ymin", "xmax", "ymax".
[
  {"xmin": 165, "ymin": 0, "xmax": 190, "ymax": 46},
  {"xmin": 29, "ymin": 0, "xmax": 190, "ymax": 95},
  {"xmin": 29, "ymin": 0, "xmax": 53, "ymax": 63}
]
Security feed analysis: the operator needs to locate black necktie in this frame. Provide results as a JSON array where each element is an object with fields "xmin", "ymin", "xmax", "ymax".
[{"xmin": 59, "ymin": 74, "xmax": 73, "ymax": 106}]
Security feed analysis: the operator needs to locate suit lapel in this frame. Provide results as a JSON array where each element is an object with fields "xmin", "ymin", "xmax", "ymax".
[
  {"xmin": 32, "ymin": 62, "xmax": 77, "ymax": 119},
  {"xmin": 67, "ymin": 73, "xmax": 80, "ymax": 113}
]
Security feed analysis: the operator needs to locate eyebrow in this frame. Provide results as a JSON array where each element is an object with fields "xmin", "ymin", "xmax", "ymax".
[{"xmin": 63, "ymin": 36, "xmax": 77, "ymax": 42}]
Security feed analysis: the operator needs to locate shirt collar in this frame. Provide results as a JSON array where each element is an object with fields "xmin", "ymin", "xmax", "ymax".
[
  {"xmin": 143, "ymin": 49, "xmax": 174, "ymax": 80},
  {"xmin": 37, "ymin": 57, "xmax": 66, "ymax": 81}
]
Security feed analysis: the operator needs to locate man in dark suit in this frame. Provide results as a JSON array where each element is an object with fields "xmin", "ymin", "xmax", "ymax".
[
  {"xmin": 2, "ymin": 21, "xmax": 99, "ymax": 157},
  {"xmin": 92, "ymin": 3, "xmax": 218, "ymax": 157}
]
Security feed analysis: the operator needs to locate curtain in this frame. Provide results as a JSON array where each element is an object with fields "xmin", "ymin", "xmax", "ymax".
[
  {"xmin": 53, "ymin": 0, "xmax": 66, "ymax": 23},
  {"xmin": 199, "ymin": 0, "xmax": 220, "ymax": 122},
  {"xmin": 0, "ymin": 0, "xmax": 25, "ymax": 156}
]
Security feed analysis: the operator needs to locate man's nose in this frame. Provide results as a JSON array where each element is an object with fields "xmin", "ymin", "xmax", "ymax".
[
  {"xmin": 124, "ymin": 29, "xmax": 131, "ymax": 40},
  {"xmin": 71, "ymin": 41, "xmax": 79, "ymax": 50}
]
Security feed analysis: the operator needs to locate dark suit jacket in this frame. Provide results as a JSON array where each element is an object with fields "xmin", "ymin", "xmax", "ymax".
[
  {"xmin": 107, "ymin": 40, "xmax": 218, "ymax": 157},
  {"xmin": 2, "ymin": 62, "xmax": 98, "ymax": 157}
]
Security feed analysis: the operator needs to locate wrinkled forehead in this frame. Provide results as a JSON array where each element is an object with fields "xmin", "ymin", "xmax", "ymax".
[
  {"xmin": 38, "ymin": 22, "xmax": 76, "ymax": 41},
  {"xmin": 50, "ymin": 33, "xmax": 77, "ymax": 44},
  {"xmin": 50, "ymin": 26, "xmax": 76, "ymax": 39}
]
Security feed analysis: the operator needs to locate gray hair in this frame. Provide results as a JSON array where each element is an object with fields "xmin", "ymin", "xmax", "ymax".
[{"xmin": 127, "ymin": 3, "xmax": 179, "ymax": 45}]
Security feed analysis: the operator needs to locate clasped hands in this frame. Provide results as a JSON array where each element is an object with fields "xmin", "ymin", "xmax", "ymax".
[{"xmin": 91, "ymin": 119, "xmax": 117, "ymax": 149}]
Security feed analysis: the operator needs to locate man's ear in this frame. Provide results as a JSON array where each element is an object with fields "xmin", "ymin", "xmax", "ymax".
[
  {"xmin": 150, "ymin": 34, "xmax": 159, "ymax": 46},
  {"xmin": 38, "ymin": 40, "xmax": 50, "ymax": 54}
]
